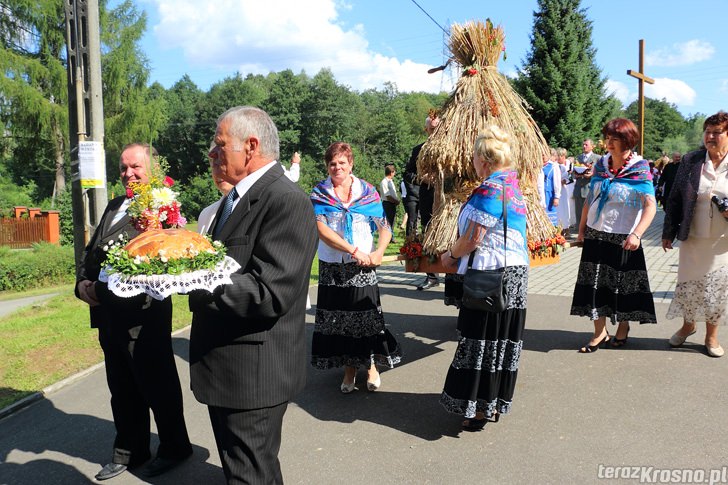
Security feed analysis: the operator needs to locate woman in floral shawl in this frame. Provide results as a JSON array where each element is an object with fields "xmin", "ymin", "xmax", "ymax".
[
  {"xmin": 440, "ymin": 126, "xmax": 529, "ymax": 431},
  {"xmin": 310, "ymin": 142, "xmax": 401, "ymax": 393},
  {"xmin": 571, "ymin": 118, "xmax": 657, "ymax": 353}
]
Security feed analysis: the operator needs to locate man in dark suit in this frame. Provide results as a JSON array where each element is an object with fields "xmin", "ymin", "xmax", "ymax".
[
  {"xmin": 405, "ymin": 113, "xmax": 440, "ymax": 290},
  {"xmin": 189, "ymin": 106, "xmax": 318, "ymax": 484},
  {"xmin": 658, "ymin": 152, "xmax": 681, "ymax": 206},
  {"xmin": 75, "ymin": 143, "xmax": 192, "ymax": 481}
]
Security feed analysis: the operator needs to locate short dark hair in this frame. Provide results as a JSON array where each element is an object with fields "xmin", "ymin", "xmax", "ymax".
[
  {"xmin": 324, "ymin": 142, "xmax": 353, "ymax": 165},
  {"xmin": 703, "ymin": 111, "xmax": 728, "ymax": 133},
  {"xmin": 602, "ymin": 118, "xmax": 639, "ymax": 150},
  {"xmin": 384, "ymin": 164, "xmax": 395, "ymax": 176}
]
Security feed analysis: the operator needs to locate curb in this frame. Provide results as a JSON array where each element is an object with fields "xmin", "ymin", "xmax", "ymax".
[{"xmin": 0, "ymin": 325, "xmax": 191, "ymax": 422}]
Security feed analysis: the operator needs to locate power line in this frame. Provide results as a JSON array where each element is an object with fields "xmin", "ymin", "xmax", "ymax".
[{"xmin": 409, "ymin": 0, "xmax": 448, "ymax": 36}]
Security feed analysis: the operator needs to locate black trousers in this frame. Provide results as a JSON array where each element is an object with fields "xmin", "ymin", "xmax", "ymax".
[
  {"xmin": 418, "ymin": 184, "xmax": 438, "ymax": 280},
  {"xmin": 208, "ymin": 402, "xmax": 288, "ymax": 485},
  {"xmin": 404, "ymin": 199, "xmax": 419, "ymax": 236},
  {"xmin": 382, "ymin": 201, "xmax": 397, "ymax": 236},
  {"xmin": 98, "ymin": 299, "xmax": 192, "ymax": 466}
]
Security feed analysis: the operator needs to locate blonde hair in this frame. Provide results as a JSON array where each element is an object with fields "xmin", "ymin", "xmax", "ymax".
[
  {"xmin": 556, "ymin": 147, "xmax": 567, "ymax": 157},
  {"xmin": 474, "ymin": 125, "xmax": 513, "ymax": 170}
]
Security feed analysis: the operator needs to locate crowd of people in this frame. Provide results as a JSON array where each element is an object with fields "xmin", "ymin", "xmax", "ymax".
[{"xmin": 74, "ymin": 106, "xmax": 728, "ymax": 483}]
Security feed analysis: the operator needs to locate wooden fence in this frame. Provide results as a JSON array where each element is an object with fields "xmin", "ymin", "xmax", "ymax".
[{"xmin": 0, "ymin": 207, "xmax": 60, "ymax": 249}]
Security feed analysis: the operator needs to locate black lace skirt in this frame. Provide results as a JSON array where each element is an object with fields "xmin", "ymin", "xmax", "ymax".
[
  {"xmin": 570, "ymin": 227, "xmax": 657, "ymax": 324},
  {"xmin": 311, "ymin": 261, "xmax": 401, "ymax": 370},
  {"xmin": 440, "ymin": 265, "xmax": 529, "ymax": 419}
]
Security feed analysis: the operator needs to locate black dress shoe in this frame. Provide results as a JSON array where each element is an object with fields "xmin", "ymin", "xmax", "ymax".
[
  {"xmin": 142, "ymin": 454, "xmax": 190, "ymax": 477},
  {"xmin": 95, "ymin": 463, "xmax": 127, "ymax": 481},
  {"xmin": 417, "ymin": 278, "xmax": 439, "ymax": 291}
]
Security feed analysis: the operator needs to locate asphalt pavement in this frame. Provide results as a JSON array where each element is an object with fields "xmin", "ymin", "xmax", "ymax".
[{"xmin": 2, "ymin": 210, "xmax": 727, "ymax": 484}]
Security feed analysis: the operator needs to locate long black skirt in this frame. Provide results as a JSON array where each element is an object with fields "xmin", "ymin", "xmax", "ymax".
[
  {"xmin": 311, "ymin": 261, "xmax": 401, "ymax": 370},
  {"xmin": 440, "ymin": 265, "xmax": 528, "ymax": 419},
  {"xmin": 570, "ymin": 226, "xmax": 657, "ymax": 324}
]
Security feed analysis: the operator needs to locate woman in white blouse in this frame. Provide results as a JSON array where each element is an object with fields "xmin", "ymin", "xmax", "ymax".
[
  {"xmin": 310, "ymin": 142, "xmax": 401, "ymax": 392},
  {"xmin": 570, "ymin": 118, "xmax": 657, "ymax": 352},
  {"xmin": 662, "ymin": 111, "xmax": 728, "ymax": 357}
]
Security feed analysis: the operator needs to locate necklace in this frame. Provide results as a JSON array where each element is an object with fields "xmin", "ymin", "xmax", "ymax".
[
  {"xmin": 335, "ymin": 181, "xmax": 353, "ymax": 203},
  {"xmin": 608, "ymin": 151, "xmax": 633, "ymax": 176}
]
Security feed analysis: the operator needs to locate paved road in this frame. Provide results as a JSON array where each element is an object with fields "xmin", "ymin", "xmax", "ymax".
[{"xmin": 3, "ymin": 210, "xmax": 726, "ymax": 484}]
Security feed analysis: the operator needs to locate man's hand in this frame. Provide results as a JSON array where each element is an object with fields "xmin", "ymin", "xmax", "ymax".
[
  {"xmin": 77, "ymin": 279, "xmax": 101, "ymax": 307},
  {"xmin": 291, "ymin": 152, "xmax": 300, "ymax": 165}
]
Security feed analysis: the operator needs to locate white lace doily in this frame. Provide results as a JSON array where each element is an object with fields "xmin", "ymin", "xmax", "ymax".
[{"xmin": 99, "ymin": 256, "xmax": 241, "ymax": 300}]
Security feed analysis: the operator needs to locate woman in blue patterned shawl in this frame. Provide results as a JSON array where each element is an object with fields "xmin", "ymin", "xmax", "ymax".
[
  {"xmin": 570, "ymin": 118, "xmax": 657, "ymax": 353},
  {"xmin": 439, "ymin": 126, "xmax": 529, "ymax": 431},
  {"xmin": 310, "ymin": 142, "xmax": 401, "ymax": 393}
]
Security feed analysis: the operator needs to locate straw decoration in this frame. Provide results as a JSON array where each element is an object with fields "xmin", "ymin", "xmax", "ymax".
[{"xmin": 417, "ymin": 20, "xmax": 556, "ymax": 254}]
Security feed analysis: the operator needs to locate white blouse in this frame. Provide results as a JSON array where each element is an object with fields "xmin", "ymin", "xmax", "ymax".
[
  {"xmin": 316, "ymin": 175, "xmax": 379, "ymax": 263},
  {"xmin": 455, "ymin": 203, "xmax": 529, "ymax": 274},
  {"xmin": 690, "ymin": 151, "xmax": 728, "ymax": 239},
  {"xmin": 586, "ymin": 155, "xmax": 654, "ymax": 235}
]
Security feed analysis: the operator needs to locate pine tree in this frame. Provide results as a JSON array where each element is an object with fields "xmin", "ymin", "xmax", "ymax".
[{"xmin": 514, "ymin": 0, "xmax": 618, "ymax": 153}]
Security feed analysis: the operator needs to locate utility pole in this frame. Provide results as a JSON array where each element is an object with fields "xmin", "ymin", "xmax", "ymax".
[{"xmin": 64, "ymin": 0, "xmax": 107, "ymax": 272}]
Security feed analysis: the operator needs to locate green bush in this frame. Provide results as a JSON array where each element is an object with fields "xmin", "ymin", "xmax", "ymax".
[{"xmin": 0, "ymin": 242, "xmax": 75, "ymax": 291}]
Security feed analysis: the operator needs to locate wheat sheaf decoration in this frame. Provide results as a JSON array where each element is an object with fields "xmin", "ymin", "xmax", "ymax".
[{"xmin": 417, "ymin": 19, "xmax": 556, "ymax": 255}]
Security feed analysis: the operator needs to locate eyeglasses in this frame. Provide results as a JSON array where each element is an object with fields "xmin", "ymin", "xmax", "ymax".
[
  {"xmin": 208, "ymin": 143, "xmax": 243, "ymax": 157},
  {"xmin": 705, "ymin": 130, "xmax": 726, "ymax": 137},
  {"xmin": 604, "ymin": 136, "xmax": 622, "ymax": 143}
]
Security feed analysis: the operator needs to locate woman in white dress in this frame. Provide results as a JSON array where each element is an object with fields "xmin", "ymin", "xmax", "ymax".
[{"xmin": 662, "ymin": 111, "xmax": 728, "ymax": 357}]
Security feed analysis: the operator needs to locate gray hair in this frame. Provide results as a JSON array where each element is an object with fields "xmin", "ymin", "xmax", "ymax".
[{"xmin": 217, "ymin": 106, "xmax": 280, "ymax": 161}]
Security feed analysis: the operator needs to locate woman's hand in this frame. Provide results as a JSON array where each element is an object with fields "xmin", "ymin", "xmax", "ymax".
[
  {"xmin": 351, "ymin": 248, "xmax": 372, "ymax": 266},
  {"xmin": 440, "ymin": 251, "xmax": 459, "ymax": 270},
  {"xmin": 622, "ymin": 233, "xmax": 641, "ymax": 251},
  {"xmin": 368, "ymin": 249, "xmax": 384, "ymax": 267}
]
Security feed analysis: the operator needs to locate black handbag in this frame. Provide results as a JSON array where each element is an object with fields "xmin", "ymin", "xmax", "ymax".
[{"xmin": 460, "ymin": 182, "xmax": 509, "ymax": 313}]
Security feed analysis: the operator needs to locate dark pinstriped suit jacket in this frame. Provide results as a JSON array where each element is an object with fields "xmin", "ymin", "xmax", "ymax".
[
  {"xmin": 189, "ymin": 163, "xmax": 318, "ymax": 410},
  {"xmin": 75, "ymin": 195, "xmax": 147, "ymax": 327}
]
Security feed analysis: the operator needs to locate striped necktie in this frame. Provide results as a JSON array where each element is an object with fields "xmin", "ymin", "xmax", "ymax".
[{"xmin": 214, "ymin": 189, "xmax": 238, "ymax": 238}]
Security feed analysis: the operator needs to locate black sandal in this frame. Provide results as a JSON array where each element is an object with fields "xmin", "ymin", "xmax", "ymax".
[
  {"xmin": 462, "ymin": 418, "xmax": 487, "ymax": 432},
  {"xmin": 579, "ymin": 333, "xmax": 610, "ymax": 353},
  {"xmin": 611, "ymin": 324, "xmax": 630, "ymax": 348}
]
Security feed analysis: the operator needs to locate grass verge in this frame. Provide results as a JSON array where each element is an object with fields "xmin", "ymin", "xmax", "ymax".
[{"xmin": 0, "ymin": 232, "xmax": 406, "ymax": 410}]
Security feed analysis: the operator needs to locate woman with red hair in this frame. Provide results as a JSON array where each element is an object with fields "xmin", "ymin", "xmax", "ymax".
[{"xmin": 571, "ymin": 118, "xmax": 657, "ymax": 352}]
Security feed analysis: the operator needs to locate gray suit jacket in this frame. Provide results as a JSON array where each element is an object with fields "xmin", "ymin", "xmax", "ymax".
[
  {"xmin": 189, "ymin": 163, "xmax": 318, "ymax": 410},
  {"xmin": 662, "ymin": 149, "xmax": 706, "ymax": 242}
]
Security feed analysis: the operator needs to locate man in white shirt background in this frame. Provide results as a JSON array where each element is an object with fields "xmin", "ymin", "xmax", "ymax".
[{"xmin": 380, "ymin": 163, "xmax": 400, "ymax": 243}]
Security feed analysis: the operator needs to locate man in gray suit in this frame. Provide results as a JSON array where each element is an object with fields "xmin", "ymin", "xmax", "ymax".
[
  {"xmin": 189, "ymin": 106, "xmax": 318, "ymax": 484},
  {"xmin": 573, "ymin": 138, "xmax": 601, "ymax": 229}
]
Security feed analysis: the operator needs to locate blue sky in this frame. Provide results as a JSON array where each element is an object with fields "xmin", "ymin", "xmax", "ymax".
[{"xmin": 132, "ymin": 0, "xmax": 728, "ymax": 117}]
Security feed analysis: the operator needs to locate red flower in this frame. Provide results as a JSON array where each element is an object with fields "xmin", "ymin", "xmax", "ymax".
[
  {"xmin": 467, "ymin": 68, "xmax": 478, "ymax": 76},
  {"xmin": 126, "ymin": 187, "xmax": 134, "ymax": 199},
  {"xmin": 163, "ymin": 176, "xmax": 175, "ymax": 187}
]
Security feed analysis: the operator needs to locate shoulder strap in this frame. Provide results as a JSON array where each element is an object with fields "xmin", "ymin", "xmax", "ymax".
[{"xmin": 467, "ymin": 180, "xmax": 508, "ymax": 269}]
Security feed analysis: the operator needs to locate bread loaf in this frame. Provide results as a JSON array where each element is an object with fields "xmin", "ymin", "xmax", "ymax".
[{"xmin": 124, "ymin": 228, "xmax": 213, "ymax": 259}]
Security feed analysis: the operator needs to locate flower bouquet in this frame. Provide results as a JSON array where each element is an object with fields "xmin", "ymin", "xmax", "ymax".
[
  {"xmin": 527, "ymin": 232, "xmax": 567, "ymax": 266},
  {"xmin": 398, "ymin": 235, "xmax": 452, "ymax": 273},
  {"xmin": 99, "ymin": 171, "xmax": 240, "ymax": 300}
]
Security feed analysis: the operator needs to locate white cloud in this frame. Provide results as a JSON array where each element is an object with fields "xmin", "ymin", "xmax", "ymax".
[
  {"xmin": 149, "ymin": 0, "xmax": 448, "ymax": 93},
  {"xmin": 721, "ymin": 80, "xmax": 728, "ymax": 94},
  {"xmin": 645, "ymin": 78, "xmax": 696, "ymax": 106},
  {"xmin": 604, "ymin": 79, "xmax": 630, "ymax": 104},
  {"xmin": 645, "ymin": 39, "xmax": 715, "ymax": 67}
]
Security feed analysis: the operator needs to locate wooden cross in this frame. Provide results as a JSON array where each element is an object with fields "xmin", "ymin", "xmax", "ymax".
[{"xmin": 627, "ymin": 39, "xmax": 655, "ymax": 156}]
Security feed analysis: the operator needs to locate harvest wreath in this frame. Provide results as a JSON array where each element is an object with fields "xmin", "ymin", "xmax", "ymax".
[{"xmin": 99, "ymin": 166, "xmax": 240, "ymax": 300}]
